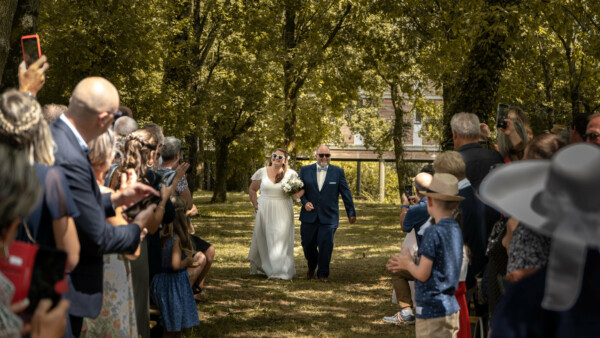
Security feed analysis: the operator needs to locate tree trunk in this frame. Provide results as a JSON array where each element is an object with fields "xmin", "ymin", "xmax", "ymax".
[
  {"xmin": 442, "ymin": 0, "xmax": 520, "ymax": 144},
  {"xmin": 211, "ymin": 138, "xmax": 230, "ymax": 203},
  {"xmin": 0, "ymin": 0, "xmax": 40, "ymax": 93},
  {"xmin": 282, "ymin": 1, "xmax": 297, "ymax": 164},
  {"xmin": 283, "ymin": 96, "xmax": 297, "ymax": 165},
  {"xmin": 390, "ymin": 83, "xmax": 408, "ymax": 197},
  {"xmin": 0, "ymin": 0, "xmax": 18, "ymax": 82},
  {"xmin": 196, "ymin": 136, "xmax": 205, "ymax": 190},
  {"xmin": 564, "ymin": 42, "xmax": 581, "ymax": 117},
  {"xmin": 185, "ymin": 133, "xmax": 200, "ymax": 193},
  {"xmin": 281, "ymin": 2, "xmax": 351, "ymax": 164},
  {"xmin": 539, "ymin": 41, "xmax": 555, "ymax": 131}
]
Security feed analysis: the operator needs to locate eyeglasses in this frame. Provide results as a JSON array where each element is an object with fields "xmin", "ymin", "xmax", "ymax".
[
  {"xmin": 272, "ymin": 153, "xmax": 284, "ymax": 160},
  {"xmin": 585, "ymin": 132, "xmax": 600, "ymax": 142},
  {"xmin": 108, "ymin": 109, "xmax": 123, "ymax": 118},
  {"xmin": 318, "ymin": 153, "xmax": 331, "ymax": 158}
]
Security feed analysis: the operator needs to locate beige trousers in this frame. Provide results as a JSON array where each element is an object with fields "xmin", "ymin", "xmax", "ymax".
[{"xmin": 415, "ymin": 311, "xmax": 460, "ymax": 338}]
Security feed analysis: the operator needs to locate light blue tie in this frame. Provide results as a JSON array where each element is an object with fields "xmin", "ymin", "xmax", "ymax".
[{"xmin": 317, "ymin": 167, "xmax": 327, "ymax": 172}]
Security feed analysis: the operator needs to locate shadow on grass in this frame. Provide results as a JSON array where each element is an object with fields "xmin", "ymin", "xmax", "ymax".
[{"xmin": 187, "ymin": 191, "xmax": 414, "ymax": 338}]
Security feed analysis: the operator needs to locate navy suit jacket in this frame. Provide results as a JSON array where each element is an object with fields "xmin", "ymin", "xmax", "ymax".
[
  {"xmin": 299, "ymin": 163, "xmax": 356, "ymax": 226},
  {"xmin": 51, "ymin": 118, "xmax": 141, "ymax": 318}
]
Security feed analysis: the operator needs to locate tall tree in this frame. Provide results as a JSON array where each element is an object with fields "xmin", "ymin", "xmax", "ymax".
[
  {"xmin": 281, "ymin": 0, "xmax": 353, "ymax": 162},
  {"xmin": 207, "ymin": 38, "xmax": 276, "ymax": 202},
  {"xmin": 0, "ymin": 0, "xmax": 40, "ymax": 92},
  {"xmin": 352, "ymin": 2, "xmax": 426, "ymax": 193},
  {"xmin": 0, "ymin": 0, "xmax": 18, "ymax": 81},
  {"xmin": 158, "ymin": 0, "xmax": 230, "ymax": 192},
  {"xmin": 442, "ymin": 0, "xmax": 522, "ymax": 144}
]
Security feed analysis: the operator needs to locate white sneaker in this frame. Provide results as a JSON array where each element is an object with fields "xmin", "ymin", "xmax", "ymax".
[{"xmin": 382, "ymin": 309, "xmax": 415, "ymax": 325}]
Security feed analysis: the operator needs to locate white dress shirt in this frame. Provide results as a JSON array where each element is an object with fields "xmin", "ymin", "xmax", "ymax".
[{"xmin": 317, "ymin": 165, "xmax": 328, "ymax": 191}]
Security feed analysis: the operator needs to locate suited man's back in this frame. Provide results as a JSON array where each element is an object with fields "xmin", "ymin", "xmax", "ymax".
[
  {"xmin": 50, "ymin": 78, "xmax": 145, "ymax": 331},
  {"xmin": 52, "ymin": 118, "xmax": 141, "ymax": 308}
]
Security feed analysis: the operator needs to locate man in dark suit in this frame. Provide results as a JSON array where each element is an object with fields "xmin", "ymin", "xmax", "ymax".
[
  {"xmin": 451, "ymin": 112, "xmax": 504, "ymax": 192},
  {"xmin": 451, "ymin": 112, "xmax": 504, "ymax": 329},
  {"xmin": 299, "ymin": 145, "xmax": 356, "ymax": 282},
  {"xmin": 51, "ymin": 77, "xmax": 157, "ymax": 336}
]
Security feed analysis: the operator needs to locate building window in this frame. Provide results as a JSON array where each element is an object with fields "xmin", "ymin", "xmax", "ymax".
[
  {"xmin": 414, "ymin": 111, "xmax": 422, "ymax": 124},
  {"xmin": 354, "ymin": 133, "xmax": 364, "ymax": 146}
]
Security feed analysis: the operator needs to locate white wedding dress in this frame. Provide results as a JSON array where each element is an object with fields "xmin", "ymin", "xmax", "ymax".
[{"xmin": 248, "ymin": 167, "xmax": 297, "ymax": 280}]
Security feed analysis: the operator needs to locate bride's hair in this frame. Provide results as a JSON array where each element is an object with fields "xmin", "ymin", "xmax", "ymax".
[{"xmin": 268, "ymin": 148, "xmax": 288, "ymax": 184}]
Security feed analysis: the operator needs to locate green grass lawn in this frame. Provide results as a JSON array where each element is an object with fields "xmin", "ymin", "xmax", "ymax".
[{"xmin": 186, "ymin": 191, "xmax": 415, "ymax": 337}]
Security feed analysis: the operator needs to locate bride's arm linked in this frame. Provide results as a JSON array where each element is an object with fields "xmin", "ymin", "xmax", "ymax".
[
  {"xmin": 249, "ymin": 180, "xmax": 261, "ymax": 212},
  {"xmin": 293, "ymin": 189, "xmax": 304, "ymax": 200}
]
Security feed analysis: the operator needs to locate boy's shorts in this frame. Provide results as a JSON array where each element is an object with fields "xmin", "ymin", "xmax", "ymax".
[{"xmin": 415, "ymin": 311, "xmax": 459, "ymax": 338}]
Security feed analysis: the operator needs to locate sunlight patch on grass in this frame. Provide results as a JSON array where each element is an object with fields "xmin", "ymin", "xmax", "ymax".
[{"xmin": 187, "ymin": 191, "xmax": 415, "ymax": 338}]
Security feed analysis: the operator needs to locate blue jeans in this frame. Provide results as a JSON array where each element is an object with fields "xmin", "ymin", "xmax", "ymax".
[{"xmin": 301, "ymin": 221, "xmax": 337, "ymax": 278}]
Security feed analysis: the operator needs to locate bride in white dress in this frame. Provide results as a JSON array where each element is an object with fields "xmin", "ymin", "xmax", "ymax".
[{"xmin": 248, "ymin": 148, "xmax": 298, "ymax": 280}]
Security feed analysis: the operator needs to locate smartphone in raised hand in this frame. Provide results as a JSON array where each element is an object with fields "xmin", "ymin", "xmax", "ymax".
[
  {"xmin": 21, "ymin": 34, "xmax": 41, "ymax": 67},
  {"xmin": 123, "ymin": 194, "xmax": 162, "ymax": 219},
  {"xmin": 404, "ymin": 185, "xmax": 413, "ymax": 198},
  {"xmin": 496, "ymin": 103, "xmax": 509, "ymax": 130}
]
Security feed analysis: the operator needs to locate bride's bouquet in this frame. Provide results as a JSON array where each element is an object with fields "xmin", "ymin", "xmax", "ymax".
[{"xmin": 282, "ymin": 176, "xmax": 304, "ymax": 196}]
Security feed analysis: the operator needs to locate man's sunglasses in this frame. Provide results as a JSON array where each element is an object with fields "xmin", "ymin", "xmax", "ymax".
[
  {"xmin": 318, "ymin": 153, "xmax": 331, "ymax": 158},
  {"xmin": 585, "ymin": 132, "xmax": 600, "ymax": 142},
  {"xmin": 108, "ymin": 109, "xmax": 123, "ymax": 118},
  {"xmin": 272, "ymin": 153, "xmax": 285, "ymax": 160}
]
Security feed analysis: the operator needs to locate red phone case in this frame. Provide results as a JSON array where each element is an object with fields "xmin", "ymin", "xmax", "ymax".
[
  {"xmin": 21, "ymin": 34, "xmax": 41, "ymax": 65},
  {"xmin": 0, "ymin": 240, "xmax": 69, "ymax": 306},
  {"xmin": 0, "ymin": 241, "xmax": 38, "ymax": 303}
]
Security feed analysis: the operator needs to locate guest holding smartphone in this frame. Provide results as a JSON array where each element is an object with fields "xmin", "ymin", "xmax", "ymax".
[{"xmin": 0, "ymin": 144, "xmax": 70, "ymax": 338}]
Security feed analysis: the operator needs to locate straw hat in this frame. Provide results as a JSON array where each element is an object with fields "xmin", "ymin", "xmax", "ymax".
[
  {"xmin": 419, "ymin": 173, "xmax": 465, "ymax": 202},
  {"xmin": 479, "ymin": 143, "xmax": 600, "ymax": 311}
]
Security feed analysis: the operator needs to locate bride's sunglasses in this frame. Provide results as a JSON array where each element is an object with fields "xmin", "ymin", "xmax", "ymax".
[{"xmin": 272, "ymin": 153, "xmax": 285, "ymax": 160}]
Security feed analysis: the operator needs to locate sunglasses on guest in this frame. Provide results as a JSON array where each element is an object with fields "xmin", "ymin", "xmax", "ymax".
[
  {"xmin": 585, "ymin": 132, "xmax": 600, "ymax": 142},
  {"xmin": 318, "ymin": 153, "xmax": 331, "ymax": 158},
  {"xmin": 272, "ymin": 153, "xmax": 285, "ymax": 160}
]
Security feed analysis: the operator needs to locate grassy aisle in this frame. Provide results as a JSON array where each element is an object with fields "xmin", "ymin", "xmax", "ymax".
[{"xmin": 186, "ymin": 191, "xmax": 415, "ymax": 337}]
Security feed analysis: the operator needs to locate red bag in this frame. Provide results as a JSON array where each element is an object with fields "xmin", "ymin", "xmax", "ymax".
[{"xmin": 0, "ymin": 240, "xmax": 68, "ymax": 314}]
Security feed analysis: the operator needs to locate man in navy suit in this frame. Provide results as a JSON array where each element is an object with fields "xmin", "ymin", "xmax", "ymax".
[
  {"xmin": 299, "ymin": 145, "xmax": 356, "ymax": 282},
  {"xmin": 51, "ymin": 77, "xmax": 157, "ymax": 336}
]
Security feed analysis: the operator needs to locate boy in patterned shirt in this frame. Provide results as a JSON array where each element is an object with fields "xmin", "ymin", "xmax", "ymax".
[{"xmin": 387, "ymin": 173, "xmax": 464, "ymax": 337}]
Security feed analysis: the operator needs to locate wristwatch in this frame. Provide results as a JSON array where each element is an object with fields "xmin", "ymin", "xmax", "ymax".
[{"xmin": 22, "ymin": 92, "xmax": 36, "ymax": 99}]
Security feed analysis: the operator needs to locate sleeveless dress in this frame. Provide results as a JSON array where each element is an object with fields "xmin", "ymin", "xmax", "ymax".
[
  {"xmin": 82, "ymin": 255, "xmax": 137, "ymax": 337},
  {"xmin": 248, "ymin": 168, "xmax": 297, "ymax": 280},
  {"xmin": 151, "ymin": 235, "xmax": 200, "ymax": 332}
]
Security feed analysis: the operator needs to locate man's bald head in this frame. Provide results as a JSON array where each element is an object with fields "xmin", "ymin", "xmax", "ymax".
[
  {"xmin": 414, "ymin": 172, "xmax": 433, "ymax": 195},
  {"xmin": 68, "ymin": 77, "xmax": 119, "ymax": 119}
]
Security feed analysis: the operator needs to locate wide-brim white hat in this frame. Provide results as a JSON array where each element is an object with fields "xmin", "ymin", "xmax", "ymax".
[{"xmin": 479, "ymin": 143, "xmax": 600, "ymax": 311}]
